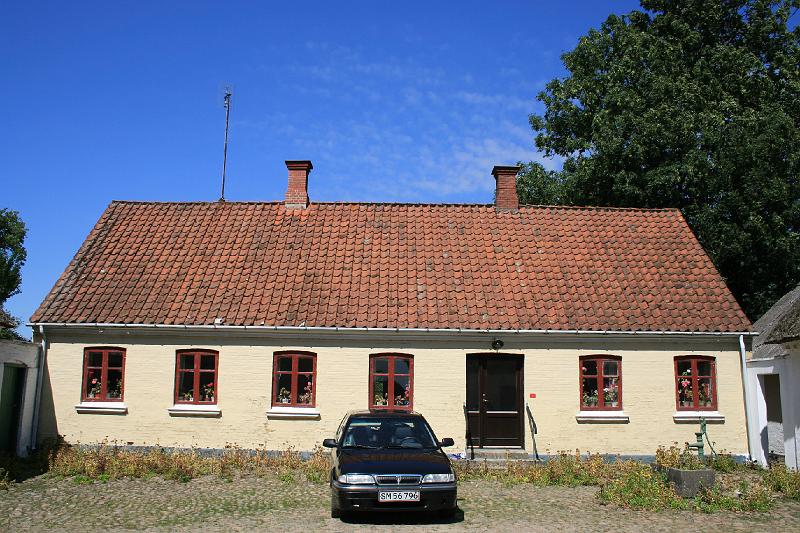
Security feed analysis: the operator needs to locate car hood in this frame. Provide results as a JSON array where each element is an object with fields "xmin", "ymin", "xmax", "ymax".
[{"xmin": 337, "ymin": 448, "xmax": 452, "ymax": 475}]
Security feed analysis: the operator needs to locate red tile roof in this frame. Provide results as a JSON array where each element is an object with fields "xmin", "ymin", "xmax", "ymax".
[{"xmin": 31, "ymin": 201, "xmax": 751, "ymax": 332}]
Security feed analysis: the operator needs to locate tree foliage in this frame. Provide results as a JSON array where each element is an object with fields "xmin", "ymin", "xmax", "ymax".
[
  {"xmin": 519, "ymin": 0, "xmax": 800, "ymax": 319},
  {"xmin": 0, "ymin": 208, "xmax": 27, "ymax": 340}
]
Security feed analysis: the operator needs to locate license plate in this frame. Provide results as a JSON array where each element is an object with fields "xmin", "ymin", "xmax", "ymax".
[{"xmin": 378, "ymin": 490, "xmax": 420, "ymax": 502}]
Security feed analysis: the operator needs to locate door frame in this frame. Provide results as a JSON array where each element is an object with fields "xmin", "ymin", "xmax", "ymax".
[{"xmin": 466, "ymin": 353, "xmax": 524, "ymax": 448}]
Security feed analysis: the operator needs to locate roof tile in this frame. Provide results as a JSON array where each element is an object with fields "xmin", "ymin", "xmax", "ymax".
[{"xmin": 31, "ymin": 201, "xmax": 751, "ymax": 332}]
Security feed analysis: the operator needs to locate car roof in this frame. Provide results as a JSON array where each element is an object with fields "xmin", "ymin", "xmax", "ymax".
[{"xmin": 345, "ymin": 409, "xmax": 423, "ymax": 418}]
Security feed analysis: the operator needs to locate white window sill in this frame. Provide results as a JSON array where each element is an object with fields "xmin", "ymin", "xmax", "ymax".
[
  {"xmin": 167, "ymin": 404, "xmax": 221, "ymax": 417},
  {"xmin": 575, "ymin": 411, "xmax": 629, "ymax": 423},
  {"xmin": 266, "ymin": 406, "xmax": 321, "ymax": 420},
  {"xmin": 75, "ymin": 402, "xmax": 128, "ymax": 415},
  {"xmin": 673, "ymin": 411, "xmax": 725, "ymax": 423}
]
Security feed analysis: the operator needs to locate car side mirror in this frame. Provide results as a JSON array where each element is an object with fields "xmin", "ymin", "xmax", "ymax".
[
  {"xmin": 322, "ymin": 438, "xmax": 337, "ymax": 448},
  {"xmin": 439, "ymin": 437, "xmax": 455, "ymax": 447}
]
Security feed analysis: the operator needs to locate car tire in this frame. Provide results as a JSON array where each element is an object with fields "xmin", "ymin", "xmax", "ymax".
[{"xmin": 330, "ymin": 493, "xmax": 342, "ymax": 519}]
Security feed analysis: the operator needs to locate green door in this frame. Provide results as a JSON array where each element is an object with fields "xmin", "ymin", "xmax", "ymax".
[{"xmin": 0, "ymin": 365, "xmax": 25, "ymax": 453}]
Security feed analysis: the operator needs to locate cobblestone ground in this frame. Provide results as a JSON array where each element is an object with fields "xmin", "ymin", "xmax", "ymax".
[{"xmin": 2, "ymin": 475, "xmax": 799, "ymax": 532}]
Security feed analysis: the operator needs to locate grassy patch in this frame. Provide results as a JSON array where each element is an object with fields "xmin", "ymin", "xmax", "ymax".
[
  {"xmin": 599, "ymin": 467, "xmax": 687, "ymax": 511},
  {"xmin": 763, "ymin": 465, "xmax": 800, "ymax": 501}
]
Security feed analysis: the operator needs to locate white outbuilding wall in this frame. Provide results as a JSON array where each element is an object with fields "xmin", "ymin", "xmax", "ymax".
[
  {"xmin": 747, "ymin": 341, "xmax": 800, "ymax": 471},
  {"xmin": 0, "ymin": 339, "xmax": 41, "ymax": 456}
]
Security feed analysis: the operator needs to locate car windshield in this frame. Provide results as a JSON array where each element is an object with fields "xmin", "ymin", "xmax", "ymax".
[{"xmin": 341, "ymin": 416, "xmax": 438, "ymax": 449}]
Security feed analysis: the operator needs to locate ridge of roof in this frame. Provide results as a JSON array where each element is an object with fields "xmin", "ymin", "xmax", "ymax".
[{"xmin": 108, "ymin": 199, "xmax": 679, "ymax": 213}]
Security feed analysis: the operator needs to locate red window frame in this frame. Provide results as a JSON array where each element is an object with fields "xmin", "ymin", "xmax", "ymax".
[
  {"xmin": 271, "ymin": 351, "xmax": 317, "ymax": 407},
  {"xmin": 81, "ymin": 347, "xmax": 126, "ymax": 402},
  {"xmin": 369, "ymin": 353, "xmax": 414, "ymax": 410},
  {"xmin": 174, "ymin": 349, "xmax": 219, "ymax": 405},
  {"xmin": 579, "ymin": 355, "xmax": 622, "ymax": 411},
  {"xmin": 675, "ymin": 355, "xmax": 717, "ymax": 411}
]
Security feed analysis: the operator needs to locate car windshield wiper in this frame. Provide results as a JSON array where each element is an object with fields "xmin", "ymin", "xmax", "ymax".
[{"xmin": 342, "ymin": 444, "xmax": 379, "ymax": 449}]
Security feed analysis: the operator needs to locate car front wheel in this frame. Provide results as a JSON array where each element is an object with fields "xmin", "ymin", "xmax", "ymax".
[{"xmin": 330, "ymin": 492, "xmax": 342, "ymax": 519}]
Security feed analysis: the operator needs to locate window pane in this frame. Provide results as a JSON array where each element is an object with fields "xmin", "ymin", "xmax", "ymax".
[
  {"xmin": 582, "ymin": 378, "xmax": 598, "ymax": 407},
  {"xmin": 602, "ymin": 360, "xmax": 618, "ymax": 376},
  {"xmin": 88, "ymin": 352, "xmax": 103, "ymax": 367},
  {"xmin": 393, "ymin": 375, "xmax": 411, "ymax": 406},
  {"xmin": 603, "ymin": 377, "xmax": 619, "ymax": 408},
  {"xmin": 86, "ymin": 370, "xmax": 102, "ymax": 398},
  {"xmin": 200, "ymin": 354, "xmax": 216, "ymax": 370},
  {"xmin": 373, "ymin": 357, "xmax": 389, "ymax": 374},
  {"xmin": 677, "ymin": 375, "xmax": 694, "ymax": 407},
  {"xmin": 697, "ymin": 360, "xmax": 712, "ymax": 376},
  {"xmin": 178, "ymin": 371, "xmax": 195, "ymax": 401},
  {"xmin": 298, "ymin": 357, "xmax": 313, "ymax": 373},
  {"xmin": 373, "ymin": 374, "xmax": 389, "ymax": 406},
  {"xmin": 297, "ymin": 374, "xmax": 313, "ymax": 405},
  {"xmin": 394, "ymin": 357, "xmax": 410, "ymax": 375},
  {"xmin": 677, "ymin": 360, "xmax": 692, "ymax": 376},
  {"xmin": 108, "ymin": 352, "xmax": 123, "ymax": 368},
  {"xmin": 275, "ymin": 373, "xmax": 292, "ymax": 404},
  {"xmin": 180, "ymin": 354, "xmax": 195, "ymax": 369},
  {"xmin": 106, "ymin": 369, "xmax": 123, "ymax": 399},
  {"xmin": 581, "ymin": 360, "xmax": 597, "ymax": 375},
  {"xmin": 277, "ymin": 356, "xmax": 292, "ymax": 372},
  {"xmin": 698, "ymin": 378, "xmax": 713, "ymax": 407},
  {"xmin": 199, "ymin": 372, "xmax": 215, "ymax": 402}
]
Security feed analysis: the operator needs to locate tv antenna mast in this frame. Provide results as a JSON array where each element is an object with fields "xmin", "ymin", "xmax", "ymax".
[{"xmin": 219, "ymin": 86, "xmax": 232, "ymax": 201}]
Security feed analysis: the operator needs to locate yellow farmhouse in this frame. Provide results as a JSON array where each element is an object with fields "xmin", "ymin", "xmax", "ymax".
[{"xmin": 30, "ymin": 162, "xmax": 755, "ymax": 459}]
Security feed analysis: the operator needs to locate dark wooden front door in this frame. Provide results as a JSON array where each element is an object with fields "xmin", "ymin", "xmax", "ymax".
[{"xmin": 466, "ymin": 354, "xmax": 524, "ymax": 448}]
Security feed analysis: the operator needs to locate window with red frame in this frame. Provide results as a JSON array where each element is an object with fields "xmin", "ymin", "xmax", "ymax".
[
  {"xmin": 82, "ymin": 347, "xmax": 126, "ymax": 402},
  {"xmin": 579, "ymin": 355, "xmax": 622, "ymax": 410},
  {"xmin": 675, "ymin": 356, "xmax": 717, "ymax": 410},
  {"xmin": 174, "ymin": 350, "xmax": 218, "ymax": 404},
  {"xmin": 370, "ymin": 354, "xmax": 413, "ymax": 409},
  {"xmin": 272, "ymin": 352, "xmax": 316, "ymax": 407}
]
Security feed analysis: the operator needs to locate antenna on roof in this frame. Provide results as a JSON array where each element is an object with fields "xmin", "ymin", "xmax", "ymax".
[{"xmin": 219, "ymin": 86, "xmax": 233, "ymax": 201}]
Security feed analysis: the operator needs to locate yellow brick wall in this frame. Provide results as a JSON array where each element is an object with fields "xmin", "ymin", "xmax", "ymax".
[{"xmin": 38, "ymin": 332, "xmax": 748, "ymax": 456}]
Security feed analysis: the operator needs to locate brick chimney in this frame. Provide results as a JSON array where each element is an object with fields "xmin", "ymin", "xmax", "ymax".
[
  {"xmin": 285, "ymin": 160, "xmax": 313, "ymax": 209},
  {"xmin": 492, "ymin": 165, "xmax": 521, "ymax": 211}
]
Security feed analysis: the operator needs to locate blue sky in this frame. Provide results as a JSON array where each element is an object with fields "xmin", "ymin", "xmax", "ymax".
[{"xmin": 2, "ymin": 0, "xmax": 641, "ymax": 337}]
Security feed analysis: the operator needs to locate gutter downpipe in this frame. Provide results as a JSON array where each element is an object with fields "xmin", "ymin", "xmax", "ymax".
[
  {"xmin": 30, "ymin": 324, "xmax": 48, "ymax": 451},
  {"xmin": 739, "ymin": 334, "xmax": 755, "ymax": 463}
]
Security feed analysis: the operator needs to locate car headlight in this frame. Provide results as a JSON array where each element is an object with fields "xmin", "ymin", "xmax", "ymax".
[
  {"xmin": 337, "ymin": 474, "xmax": 376, "ymax": 484},
  {"xmin": 422, "ymin": 473, "xmax": 455, "ymax": 483}
]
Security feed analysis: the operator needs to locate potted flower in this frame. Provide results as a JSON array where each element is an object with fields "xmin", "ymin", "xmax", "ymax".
[
  {"xmin": 202, "ymin": 383, "xmax": 215, "ymax": 402},
  {"xmin": 87, "ymin": 377, "xmax": 102, "ymax": 399},
  {"xmin": 297, "ymin": 381, "xmax": 313, "ymax": 404},
  {"xmin": 679, "ymin": 369, "xmax": 693, "ymax": 407},
  {"xmin": 108, "ymin": 379, "xmax": 122, "ymax": 399},
  {"xmin": 603, "ymin": 381, "xmax": 618, "ymax": 407},
  {"xmin": 182, "ymin": 391, "xmax": 194, "ymax": 402},
  {"xmin": 373, "ymin": 394, "xmax": 388, "ymax": 406},
  {"xmin": 278, "ymin": 387, "xmax": 292, "ymax": 404},
  {"xmin": 582, "ymin": 389, "xmax": 598, "ymax": 407}
]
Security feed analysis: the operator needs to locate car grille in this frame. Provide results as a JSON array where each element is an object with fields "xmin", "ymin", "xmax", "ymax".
[{"xmin": 375, "ymin": 474, "xmax": 422, "ymax": 485}]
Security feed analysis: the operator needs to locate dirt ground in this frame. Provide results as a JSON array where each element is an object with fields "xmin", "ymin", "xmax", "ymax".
[{"xmin": 2, "ymin": 475, "xmax": 799, "ymax": 532}]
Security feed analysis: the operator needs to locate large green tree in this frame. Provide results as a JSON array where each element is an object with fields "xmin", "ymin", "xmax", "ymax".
[
  {"xmin": 519, "ymin": 0, "xmax": 800, "ymax": 320},
  {"xmin": 0, "ymin": 208, "xmax": 27, "ymax": 340}
]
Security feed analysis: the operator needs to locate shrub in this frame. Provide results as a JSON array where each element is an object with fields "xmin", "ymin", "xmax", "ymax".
[
  {"xmin": 655, "ymin": 445, "xmax": 706, "ymax": 470},
  {"xmin": 0, "ymin": 467, "xmax": 10, "ymax": 490},
  {"xmin": 763, "ymin": 465, "xmax": 800, "ymax": 501},
  {"xmin": 599, "ymin": 467, "xmax": 686, "ymax": 511},
  {"xmin": 47, "ymin": 443, "xmax": 331, "ymax": 483},
  {"xmin": 695, "ymin": 481, "xmax": 773, "ymax": 513}
]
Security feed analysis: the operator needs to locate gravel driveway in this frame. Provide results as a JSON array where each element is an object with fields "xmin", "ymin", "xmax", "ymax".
[{"xmin": 2, "ymin": 475, "xmax": 799, "ymax": 532}]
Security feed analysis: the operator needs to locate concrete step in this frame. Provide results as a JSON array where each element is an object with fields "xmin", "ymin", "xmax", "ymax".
[{"xmin": 462, "ymin": 448, "xmax": 531, "ymax": 461}]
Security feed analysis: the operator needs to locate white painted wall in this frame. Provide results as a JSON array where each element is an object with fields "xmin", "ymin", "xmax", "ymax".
[
  {"xmin": 0, "ymin": 339, "xmax": 40, "ymax": 456},
  {"xmin": 747, "ymin": 343, "xmax": 800, "ymax": 471}
]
